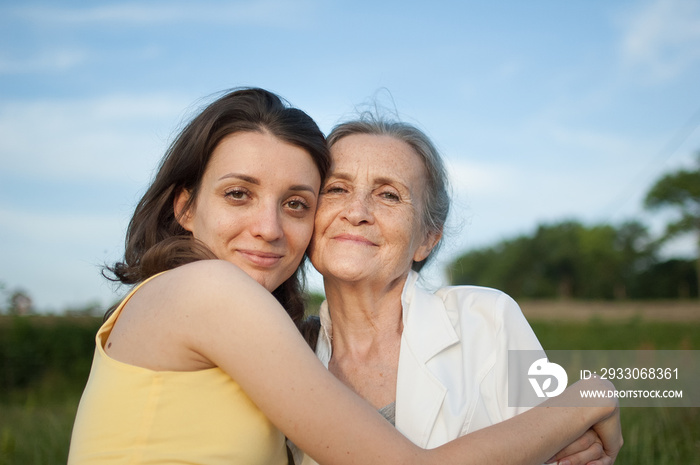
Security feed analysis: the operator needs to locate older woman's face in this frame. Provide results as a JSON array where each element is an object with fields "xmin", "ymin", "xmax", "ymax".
[{"xmin": 309, "ymin": 134, "xmax": 435, "ymax": 285}]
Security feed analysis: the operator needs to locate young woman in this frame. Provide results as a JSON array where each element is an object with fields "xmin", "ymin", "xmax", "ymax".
[{"xmin": 68, "ymin": 87, "xmax": 622, "ymax": 465}]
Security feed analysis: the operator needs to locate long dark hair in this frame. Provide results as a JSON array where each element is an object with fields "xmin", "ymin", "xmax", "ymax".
[{"xmin": 105, "ymin": 88, "xmax": 330, "ymax": 329}]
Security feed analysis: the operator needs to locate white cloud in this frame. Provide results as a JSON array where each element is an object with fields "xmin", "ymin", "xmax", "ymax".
[
  {"xmin": 446, "ymin": 158, "xmax": 518, "ymax": 198},
  {"xmin": 544, "ymin": 124, "xmax": 646, "ymax": 159},
  {"xmin": 0, "ymin": 203, "xmax": 125, "ymax": 246},
  {"xmin": 0, "ymin": 94, "xmax": 188, "ymax": 184},
  {"xmin": 619, "ymin": 0, "xmax": 700, "ymax": 81},
  {"xmin": 10, "ymin": 0, "xmax": 318, "ymax": 27},
  {"xmin": 0, "ymin": 49, "xmax": 88, "ymax": 74}
]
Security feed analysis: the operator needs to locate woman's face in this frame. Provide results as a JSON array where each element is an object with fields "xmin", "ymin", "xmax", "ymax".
[
  {"xmin": 309, "ymin": 134, "xmax": 436, "ymax": 286},
  {"xmin": 176, "ymin": 131, "xmax": 321, "ymax": 292}
]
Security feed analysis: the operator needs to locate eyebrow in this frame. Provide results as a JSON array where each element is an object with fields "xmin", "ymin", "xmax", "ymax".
[
  {"xmin": 329, "ymin": 172, "xmax": 410, "ymax": 191},
  {"xmin": 218, "ymin": 173, "xmax": 317, "ymax": 194},
  {"xmin": 219, "ymin": 173, "xmax": 259, "ymax": 184},
  {"xmin": 375, "ymin": 176, "xmax": 408, "ymax": 189}
]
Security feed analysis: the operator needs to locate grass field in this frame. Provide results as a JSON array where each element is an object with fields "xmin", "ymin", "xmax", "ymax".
[
  {"xmin": 0, "ymin": 370, "xmax": 85, "ymax": 465},
  {"xmin": 526, "ymin": 307, "xmax": 700, "ymax": 464},
  {"xmin": 1, "ymin": 302, "xmax": 699, "ymax": 464}
]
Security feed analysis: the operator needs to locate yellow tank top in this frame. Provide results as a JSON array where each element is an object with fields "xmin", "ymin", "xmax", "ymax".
[{"xmin": 68, "ymin": 273, "xmax": 288, "ymax": 465}]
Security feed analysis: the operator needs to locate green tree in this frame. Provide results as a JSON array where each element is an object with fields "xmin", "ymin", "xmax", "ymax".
[
  {"xmin": 644, "ymin": 154, "xmax": 700, "ymax": 297},
  {"xmin": 447, "ymin": 220, "xmax": 653, "ymax": 299},
  {"xmin": 634, "ymin": 258, "xmax": 698, "ymax": 298}
]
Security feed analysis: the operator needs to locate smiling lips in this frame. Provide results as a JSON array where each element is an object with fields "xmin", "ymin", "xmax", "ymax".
[
  {"xmin": 237, "ymin": 249, "xmax": 284, "ymax": 267},
  {"xmin": 333, "ymin": 233, "xmax": 377, "ymax": 246}
]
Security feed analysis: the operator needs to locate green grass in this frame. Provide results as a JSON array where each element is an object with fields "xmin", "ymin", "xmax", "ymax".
[
  {"xmin": 0, "ymin": 374, "xmax": 83, "ymax": 465},
  {"xmin": 0, "ymin": 316, "xmax": 98, "ymax": 464},
  {"xmin": 530, "ymin": 317, "xmax": 700, "ymax": 465},
  {"xmin": 0, "ymin": 315, "xmax": 698, "ymax": 464},
  {"xmin": 0, "ymin": 395, "xmax": 79, "ymax": 465},
  {"xmin": 617, "ymin": 407, "xmax": 699, "ymax": 464},
  {"xmin": 530, "ymin": 317, "xmax": 700, "ymax": 350}
]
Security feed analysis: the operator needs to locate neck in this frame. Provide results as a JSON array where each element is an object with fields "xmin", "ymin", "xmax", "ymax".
[
  {"xmin": 322, "ymin": 273, "xmax": 409, "ymax": 357},
  {"xmin": 321, "ymin": 273, "xmax": 411, "ymax": 408}
]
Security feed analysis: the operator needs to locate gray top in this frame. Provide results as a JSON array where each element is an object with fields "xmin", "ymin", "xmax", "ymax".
[{"xmin": 378, "ymin": 401, "xmax": 396, "ymax": 426}]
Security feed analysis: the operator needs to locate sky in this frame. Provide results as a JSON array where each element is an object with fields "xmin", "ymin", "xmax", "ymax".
[{"xmin": 1, "ymin": 0, "xmax": 700, "ymax": 313}]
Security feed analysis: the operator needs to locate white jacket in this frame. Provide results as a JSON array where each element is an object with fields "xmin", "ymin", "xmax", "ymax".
[{"xmin": 298, "ymin": 271, "xmax": 544, "ymax": 463}]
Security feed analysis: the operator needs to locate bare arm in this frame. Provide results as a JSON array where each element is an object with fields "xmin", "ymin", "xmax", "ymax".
[
  {"xmin": 497, "ymin": 295, "xmax": 618, "ymax": 465},
  {"xmin": 167, "ymin": 261, "xmax": 622, "ymax": 465}
]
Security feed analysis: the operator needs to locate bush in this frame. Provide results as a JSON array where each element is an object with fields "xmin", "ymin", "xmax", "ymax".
[{"xmin": 0, "ymin": 316, "xmax": 101, "ymax": 399}]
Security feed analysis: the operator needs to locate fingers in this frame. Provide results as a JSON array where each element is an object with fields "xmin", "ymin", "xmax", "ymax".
[
  {"xmin": 547, "ymin": 429, "xmax": 598, "ymax": 462},
  {"xmin": 585, "ymin": 454, "xmax": 617, "ymax": 465},
  {"xmin": 551, "ymin": 441, "xmax": 604, "ymax": 465}
]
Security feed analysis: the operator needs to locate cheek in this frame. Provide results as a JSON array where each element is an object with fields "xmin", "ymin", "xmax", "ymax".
[
  {"xmin": 307, "ymin": 232, "xmax": 323, "ymax": 266},
  {"xmin": 313, "ymin": 198, "xmax": 340, "ymax": 229},
  {"xmin": 287, "ymin": 219, "xmax": 315, "ymax": 253},
  {"xmin": 390, "ymin": 212, "xmax": 424, "ymax": 252},
  {"xmin": 214, "ymin": 217, "xmax": 236, "ymax": 238}
]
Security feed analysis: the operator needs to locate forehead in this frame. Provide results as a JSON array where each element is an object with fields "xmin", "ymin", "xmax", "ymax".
[
  {"xmin": 330, "ymin": 134, "xmax": 426, "ymax": 182},
  {"xmin": 206, "ymin": 131, "xmax": 320, "ymax": 183}
]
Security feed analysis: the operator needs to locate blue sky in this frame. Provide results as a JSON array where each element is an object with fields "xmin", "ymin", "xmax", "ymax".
[{"xmin": 2, "ymin": 0, "xmax": 700, "ymax": 312}]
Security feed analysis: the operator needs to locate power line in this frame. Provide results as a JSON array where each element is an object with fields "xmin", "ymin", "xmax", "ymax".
[{"xmin": 601, "ymin": 102, "xmax": 700, "ymax": 222}]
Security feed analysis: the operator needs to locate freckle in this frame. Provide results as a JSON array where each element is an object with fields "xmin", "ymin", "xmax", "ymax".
[{"xmin": 107, "ymin": 342, "xmax": 112, "ymax": 349}]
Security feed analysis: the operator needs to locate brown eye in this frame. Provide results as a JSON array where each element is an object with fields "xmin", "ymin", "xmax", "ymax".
[
  {"xmin": 285, "ymin": 198, "xmax": 310, "ymax": 212},
  {"xmin": 287, "ymin": 200, "xmax": 305, "ymax": 210},
  {"xmin": 224, "ymin": 189, "xmax": 249, "ymax": 201}
]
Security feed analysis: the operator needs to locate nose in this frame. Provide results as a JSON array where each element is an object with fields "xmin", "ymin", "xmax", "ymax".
[
  {"xmin": 342, "ymin": 192, "xmax": 374, "ymax": 226},
  {"xmin": 250, "ymin": 201, "xmax": 284, "ymax": 242}
]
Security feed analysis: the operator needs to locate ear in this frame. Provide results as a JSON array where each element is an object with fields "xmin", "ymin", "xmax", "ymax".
[
  {"xmin": 174, "ymin": 188, "xmax": 194, "ymax": 232},
  {"xmin": 412, "ymin": 229, "xmax": 442, "ymax": 263}
]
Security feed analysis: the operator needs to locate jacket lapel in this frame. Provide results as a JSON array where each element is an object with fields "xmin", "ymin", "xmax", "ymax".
[{"xmin": 395, "ymin": 271, "xmax": 459, "ymax": 447}]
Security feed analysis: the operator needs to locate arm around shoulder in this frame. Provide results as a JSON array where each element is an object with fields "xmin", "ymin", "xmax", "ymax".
[{"xmin": 168, "ymin": 261, "xmax": 622, "ymax": 465}]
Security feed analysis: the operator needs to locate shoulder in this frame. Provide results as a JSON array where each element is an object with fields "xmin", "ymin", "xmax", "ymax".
[
  {"xmin": 165, "ymin": 259, "xmax": 253, "ymax": 285},
  {"xmin": 433, "ymin": 284, "xmax": 521, "ymax": 317},
  {"xmin": 105, "ymin": 260, "xmax": 271, "ymax": 371},
  {"xmin": 409, "ymin": 284, "xmax": 527, "ymax": 339},
  {"xmin": 428, "ymin": 285, "xmax": 539, "ymax": 350},
  {"xmin": 131, "ymin": 260, "xmax": 275, "ymax": 320},
  {"xmin": 152, "ymin": 260, "xmax": 264, "ymax": 295}
]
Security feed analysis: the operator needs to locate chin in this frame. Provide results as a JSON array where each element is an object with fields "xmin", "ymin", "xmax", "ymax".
[
  {"xmin": 258, "ymin": 273, "xmax": 289, "ymax": 293},
  {"xmin": 237, "ymin": 267, "xmax": 270, "ymax": 290},
  {"xmin": 254, "ymin": 275, "xmax": 275, "ymax": 292},
  {"xmin": 327, "ymin": 265, "xmax": 369, "ymax": 282},
  {"xmin": 244, "ymin": 264, "xmax": 297, "ymax": 293}
]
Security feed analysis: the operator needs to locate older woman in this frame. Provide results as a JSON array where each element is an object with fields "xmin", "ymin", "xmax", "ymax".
[
  {"xmin": 70, "ymin": 88, "xmax": 620, "ymax": 465},
  {"xmin": 297, "ymin": 117, "xmax": 615, "ymax": 465}
]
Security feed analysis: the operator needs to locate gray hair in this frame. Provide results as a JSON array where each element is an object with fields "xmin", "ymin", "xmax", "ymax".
[{"xmin": 327, "ymin": 115, "xmax": 450, "ymax": 271}]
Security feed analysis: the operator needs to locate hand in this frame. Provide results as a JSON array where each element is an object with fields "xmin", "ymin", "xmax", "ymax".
[
  {"xmin": 547, "ymin": 378, "xmax": 623, "ymax": 465},
  {"xmin": 575, "ymin": 378, "xmax": 624, "ymax": 464},
  {"xmin": 546, "ymin": 428, "xmax": 613, "ymax": 465},
  {"xmin": 590, "ymin": 402, "xmax": 623, "ymax": 464}
]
